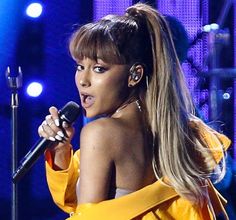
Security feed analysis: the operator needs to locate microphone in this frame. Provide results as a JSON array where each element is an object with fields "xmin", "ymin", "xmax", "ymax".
[{"xmin": 12, "ymin": 101, "xmax": 80, "ymax": 183}]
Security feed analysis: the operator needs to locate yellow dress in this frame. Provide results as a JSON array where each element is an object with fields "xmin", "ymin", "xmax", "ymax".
[{"xmin": 45, "ymin": 119, "xmax": 231, "ymax": 220}]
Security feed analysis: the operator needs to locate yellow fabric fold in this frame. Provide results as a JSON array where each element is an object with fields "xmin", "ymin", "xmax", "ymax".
[
  {"xmin": 71, "ymin": 179, "xmax": 179, "ymax": 220},
  {"xmin": 65, "ymin": 179, "xmax": 227, "ymax": 220},
  {"xmin": 45, "ymin": 150, "xmax": 80, "ymax": 213},
  {"xmin": 189, "ymin": 118, "xmax": 231, "ymax": 163}
]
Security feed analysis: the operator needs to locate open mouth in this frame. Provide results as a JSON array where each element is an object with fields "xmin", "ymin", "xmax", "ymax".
[{"xmin": 80, "ymin": 93, "xmax": 95, "ymax": 108}]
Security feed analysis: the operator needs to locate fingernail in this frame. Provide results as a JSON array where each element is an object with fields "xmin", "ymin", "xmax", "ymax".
[
  {"xmin": 49, "ymin": 137, "xmax": 56, "ymax": 141},
  {"xmin": 57, "ymin": 131, "xmax": 64, "ymax": 138},
  {"xmin": 55, "ymin": 119, "xmax": 60, "ymax": 127},
  {"xmin": 62, "ymin": 121, "xmax": 68, "ymax": 128},
  {"xmin": 46, "ymin": 115, "xmax": 52, "ymax": 120},
  {"xmin": 55, "ymin": 135, "xmax": 62, "ymax": 141}
]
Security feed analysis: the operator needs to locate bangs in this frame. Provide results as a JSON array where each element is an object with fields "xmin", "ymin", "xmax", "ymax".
[{"xmin": 69, "ymin": 22, "xmax": 126, "ymax": 64}]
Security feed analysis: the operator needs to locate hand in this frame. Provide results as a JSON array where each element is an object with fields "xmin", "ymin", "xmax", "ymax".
[
  {"xmin": 38, "ymin": 106, "xmax": 75, "ymax": 170},
  {"xmin": 38, "ymin": 106, "xmax": 75, "ymax": 151}
]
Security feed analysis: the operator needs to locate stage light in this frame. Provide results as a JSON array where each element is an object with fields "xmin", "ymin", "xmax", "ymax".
[
  {"xmin": 210, "ymin": 23, "xmax": 219, "ymax": 30},
  {"xmin": 203, "ymin": 23, "xmax": 219, "ymax": 32},
  {"xmin": 26, "ymin": 3, "xmax": 43, "ymax": 18},
  {"xmin": 26, "ymin": 82, "xmax": 43, "ymax": 97},
  {"xmin": 223, "ymin": 92, "xmax": 230, "ymax": 100},
  {"xmin": 223, "ymin": 87, "xmax": 232, "ymax": 100},
  {"xmin": 203, "ymin": 24, "xmax": 211, "ymax": 32}
]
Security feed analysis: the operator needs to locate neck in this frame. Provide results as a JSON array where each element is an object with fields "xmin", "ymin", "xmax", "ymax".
[{"xmin": 112, "ymin": 98, "xmax": 142, "ymax": 118}]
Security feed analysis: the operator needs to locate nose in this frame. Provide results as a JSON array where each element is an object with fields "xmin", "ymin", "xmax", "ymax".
[
  {"xmin": 76, "ymin": 71, "xmax": 91, "ymax": 88},
  {"xmin": 79, "ymin": 79, "xmax": 90, "ymax": 87}
]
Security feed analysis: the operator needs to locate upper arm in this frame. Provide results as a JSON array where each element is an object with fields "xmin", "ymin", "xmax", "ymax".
[{"xmin": 77, "ymin": 120, "xmax": 114, "ymax": 204}]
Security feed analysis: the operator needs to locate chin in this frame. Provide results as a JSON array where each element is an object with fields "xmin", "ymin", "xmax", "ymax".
[
  {"xmin": 84, "ymin": 108, "xmax": 111, "ymax": 119},
  {"xmin": 83, "ymin": 109, "xmax": 102, "ymax": 119}
]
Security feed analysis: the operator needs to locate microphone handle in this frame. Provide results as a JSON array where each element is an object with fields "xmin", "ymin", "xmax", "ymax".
[{"xmin": 12, "ymin": 138, "xmax": 54, "ymax": 183}]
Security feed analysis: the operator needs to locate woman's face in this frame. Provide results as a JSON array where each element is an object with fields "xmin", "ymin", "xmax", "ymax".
[{"xmin": 75, "ymin": 57, "xmax": 130, "ymax": 118}]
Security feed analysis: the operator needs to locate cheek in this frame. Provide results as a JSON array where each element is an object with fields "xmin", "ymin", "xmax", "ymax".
[
  {"xmin": 104, "ymin": 78, "xmax": 129, "ymax": 100},
  {"xmin": 113, "ymin": 74, "xmax": 129, "ymax": 92},
  {"xmin": 107, "ymin": 72, "xmax": 125, "ymax": 83},
  {"xmin": 75, "ymin": 72, "xmax": 80, "ymax": 89},
  {"xmin": 107, "ymin": 71, "xmax": 129, "ymax": 90}
]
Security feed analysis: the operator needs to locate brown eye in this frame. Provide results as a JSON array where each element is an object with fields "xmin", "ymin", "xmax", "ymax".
[{"xmin": 94, "ymin": 66, "xmax": 107, "ymax": 73}]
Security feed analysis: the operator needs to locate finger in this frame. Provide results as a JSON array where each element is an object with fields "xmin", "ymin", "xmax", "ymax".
[
  {"xmin": 38, "ymin": 124, "xmax": 44, "ymax": 137},
  {"xmin": 42, "ymin": 122, "xmax": 57, "ymax": 137},
  {"xmin": 62, "ymin": 126, "xmax": 75, "ymax": 142},
  {"xmin": 38, "ymin": 125, "xmax": 56, "ymax": 141},
  {"xmin": 45, "ymin": 115, "xmax": 60, "ymax": 134},
  {"xmin": 40, "ymin": 122, "xmax": 67, "ymax": 143},
  {"xmin": 43, "ymin": 122, "xmax": 66, "ymax": 142},
  {"xmin": 45, "ymin": 115, "xmax": 66, "ymax": 139},
  {"xmin": 62, "ymin": 121, "xmax": 69, "ymax": 128},
  {"xmin": 45, "ymin": 115, "xmax": 54, "ymax": 126},
  {"xmin": 49, "ymin": 106, "xmax": 60, "ymax": 127}
]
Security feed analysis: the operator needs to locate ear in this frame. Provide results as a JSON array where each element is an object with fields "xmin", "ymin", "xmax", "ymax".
[{"xmin": 128, "ymin": 64, "xmax": 144, "ymax": 87}]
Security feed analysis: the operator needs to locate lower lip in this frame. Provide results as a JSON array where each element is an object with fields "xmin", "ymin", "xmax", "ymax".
[{"xmin": 82, "ymin": 102, "xmax": 93, "ymax": 109}]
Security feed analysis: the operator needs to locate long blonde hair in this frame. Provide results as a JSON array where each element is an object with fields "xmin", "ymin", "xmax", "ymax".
[
  {"xmin": 126, "ymin": 3, "xmax": 223, "ymax": 205},
  {"xmin": 69, "ymin": 3, "xmax": 224, "ymax": 204}
]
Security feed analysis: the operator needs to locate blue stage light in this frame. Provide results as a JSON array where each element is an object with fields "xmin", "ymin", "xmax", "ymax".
[
  {"xmin": 222, "ymin": 87, "xmax": 232, "ymax": 100},
  {"xmin": 26, "ymin": 82, "xmax": 43, "ymax": 97},
  {"xmin": 26, "ymin": 3, "xmax": 43, "ymax": 18},
  {"xmin": 223, "ymin": 92, "xmax": 230, "ymax": 100}
]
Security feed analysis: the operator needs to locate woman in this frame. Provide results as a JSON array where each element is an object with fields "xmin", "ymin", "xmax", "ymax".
[{"xmin": 39, "ymin": 3, "xmax": 231, "ymax": 220}]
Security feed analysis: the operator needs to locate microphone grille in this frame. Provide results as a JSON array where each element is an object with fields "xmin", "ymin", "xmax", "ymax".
[{"xmin": 59, "ymin": 101, "xmax": 81, "ymax": 124}]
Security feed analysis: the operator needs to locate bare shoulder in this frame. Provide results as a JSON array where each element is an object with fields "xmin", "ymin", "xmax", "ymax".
[
  {"xmin": 80, "ymin": 117, "xmax": 125, "ymax": 156},
  {"xmin": 78, "ymin": 117, "xmax": 124, "ymax": 203}
]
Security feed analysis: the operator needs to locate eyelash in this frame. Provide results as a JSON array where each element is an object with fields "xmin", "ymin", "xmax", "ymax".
[
  {"xmin": 76, "ymin": 64, "xmax": 108, "ymax": 73},
  {"xmin": 94, "ymin": 66, "xmax": 107, "ymax": 73},
  {"xmin": 76, "ymin": 64, "xmax": 83, "ymax": 71}
]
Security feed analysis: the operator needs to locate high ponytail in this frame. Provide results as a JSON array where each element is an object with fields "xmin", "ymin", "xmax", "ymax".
[{"xmin": 126, "ymin": 3, "xmax": 220, "ymax": 205}]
